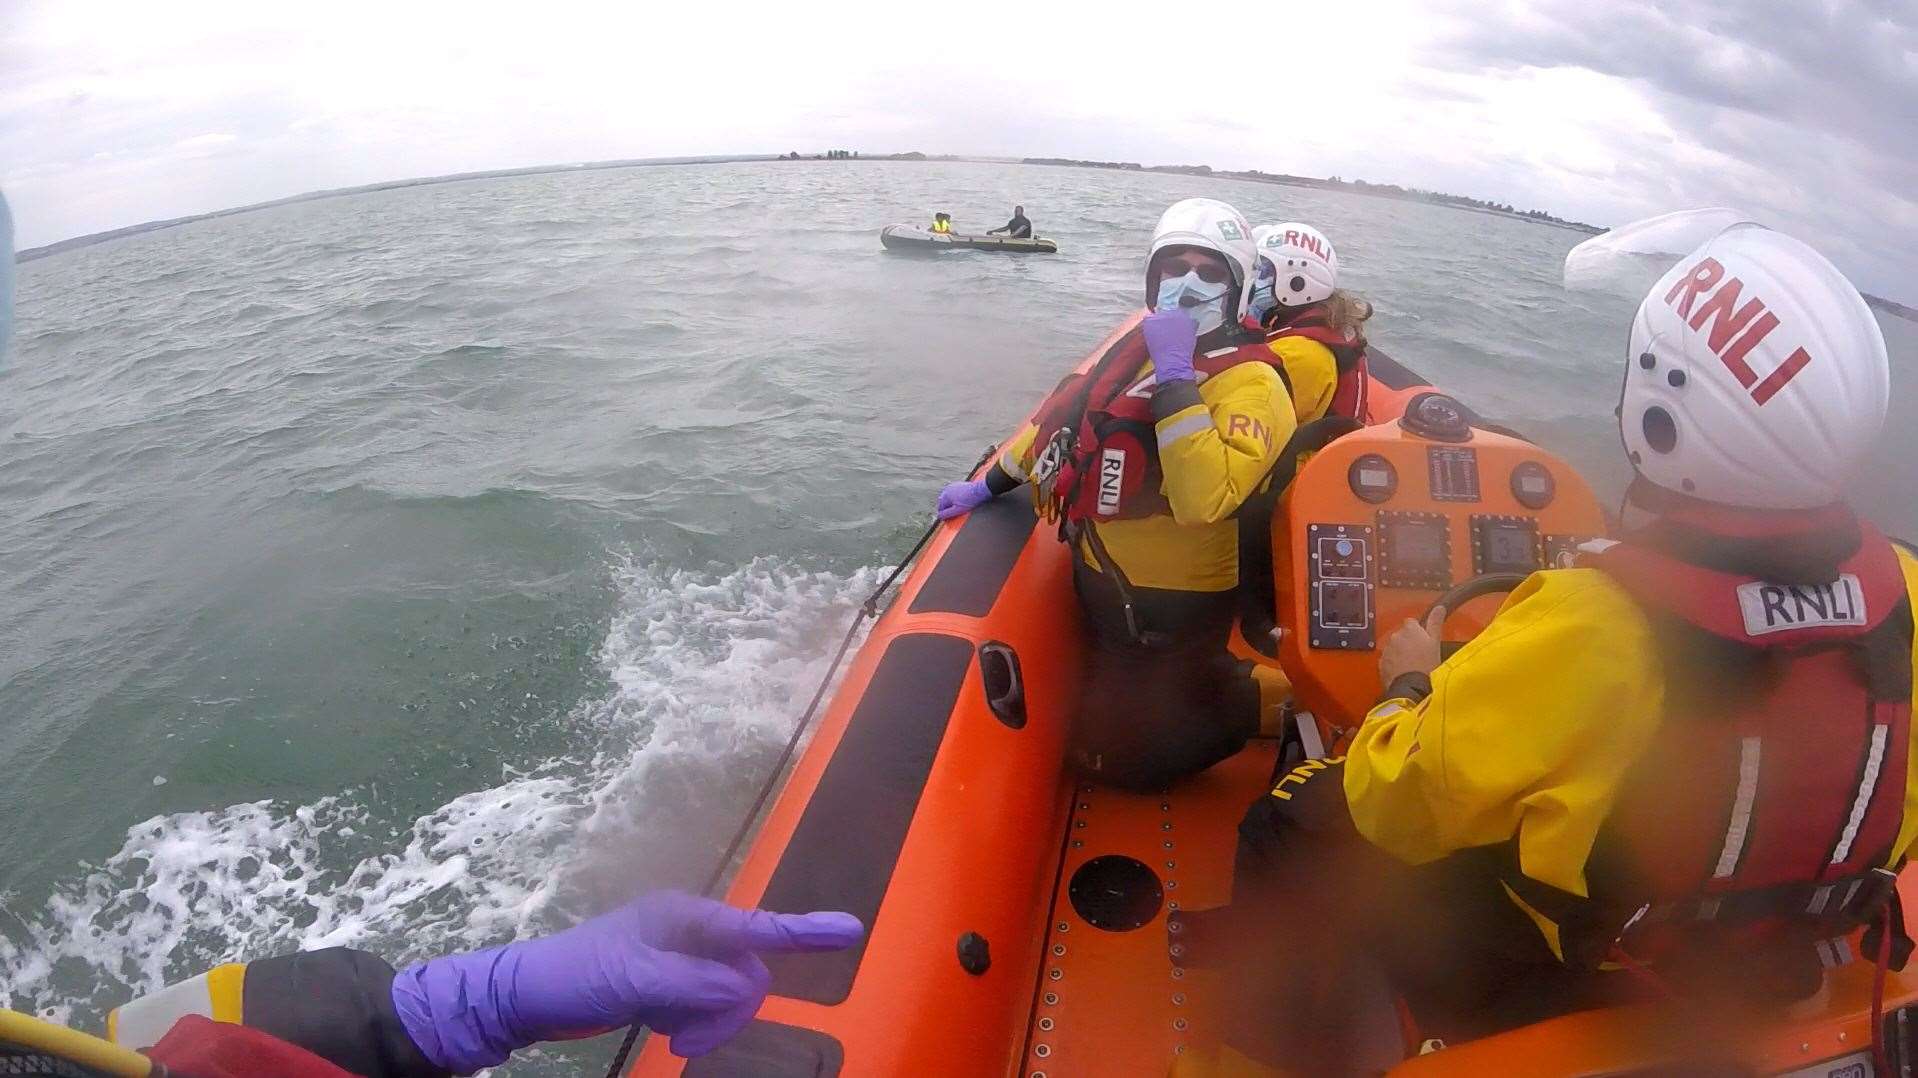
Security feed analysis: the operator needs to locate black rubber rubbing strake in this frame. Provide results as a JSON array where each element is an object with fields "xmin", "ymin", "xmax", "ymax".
[
  {"xmin": 758, "ymin": 632, "xmax": 974, "ymax": 1003},
  {"xmin": 681, "ymin": 1020, "xmax": 845, "ymax": 1077},
  {"xmin": 908, "ymin": 495, "xmax": 1036, "ymax": 616},
  {"xmin": 1363, "ymin": 345, "xmax": 1427, "ymax": 391}
]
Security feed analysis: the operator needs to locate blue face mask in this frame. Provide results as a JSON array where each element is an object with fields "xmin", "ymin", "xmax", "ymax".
[
  {"xmin": 1154, "ymin": 271, "xmax": 1229, "ymax": 336},
  {"xmin": 1247, "ymin": 281, "xmax": 1277, "ymax": 326}
]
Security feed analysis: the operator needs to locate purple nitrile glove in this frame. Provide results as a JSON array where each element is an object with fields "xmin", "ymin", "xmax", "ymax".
[
  {"xmin": 390, "ymin": 891, "xmax": 864, "ymax": 1072},
  {"xmin": 936, "ymin": 478, "xmax": 995, "ymax": 520},
  {"xmin": 1140, "ymin": 308, "xmax": 1198, "ymax": 384}
]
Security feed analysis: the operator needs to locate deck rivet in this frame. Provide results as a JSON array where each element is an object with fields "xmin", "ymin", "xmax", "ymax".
[
  {"xmin": 1035, "ymin": 1044, "xmax": 1051, "ymax": 1058},
  {"xmin": 1163, "ymin": 841, "xmax": 1174, "ymax": 849},
  {"xmin": 1174, "ymin": 1018, "xmax": 1189, "ymax": 1031},
  {"xmin": 1160, "ymin": 802, "xmax": 1171, "ymax": 811},
  {"xmin": 1053, "ymin": 944, "xmax": 1066, "ymax": 956},
  {"xmin": 1057, "ymin": 922, "xmax": 1069, "ymax": 932},
  {"xmin": 1169, "ymin": 901, "xmax": 1180, "ymax": 911},
  {"xmin": 1076, "ymin": 820, "xmax": 1086, "ymax": 829},
  {"xmin": 1161, "ymin": 822, "xmax": 1173, "ymax": 831},
  {"xmin": 1800, "ymin": 1043, "xmax": 1810, "ymax": 1053},
  {"xmin": 1167, "ymin": 920, "xmax": 1183, "ymax": 935},
  {"xmin": 1176, "ymin": 1045, "xmax": 1186, "ymax": 1055},
  {"xmin": 1166, "ymin": 880, "xmax": 1178, "ymax": 889},
  {"xmin": 1839, "ymin": 1032, "xmax": 1849, "ymax": 1043},
  {"xmin": 1165, "ymin": 861, "xmax": 1176, "ymax": 870},
  {"xmin": 1044, "ymin": 992, "xmax": 1058, "ymax": 1005},
  {"xmin": 1079, "ymin": 803, "xmax": 1090, "ymax": 810},
  {"xmin": 1050, "ymin": 967, "xmax": 1063, "ymax": 981},
  {"xmin": 1072, "ymin": 840, "xmax": 1083, "ymax": 848},
  {"xmin": 1172, "ymin": 967, "xmax": 1185, "ymax": 979},
  {"xmin": 1039, "ymin": 1018, "xmax": 1054, "ymax": 1031},
  {"xmin": 1173, "ymin": 993, "xmax": 1186, "ymax": 1005},
  {"xmin": 1032, "ymin": 1072, "xmax": 1047, "ymax": 1078},
  {"xmin": 1169, "ymin": 944, "xmax": 1186, "ymax": 958}
]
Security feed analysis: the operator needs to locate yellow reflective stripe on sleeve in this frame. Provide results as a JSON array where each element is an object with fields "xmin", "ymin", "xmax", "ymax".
[
  {"xmin": 206, "ymin": 961, "xmax": 246, "ymax": 1024},
  {"xmin": 106, "ymin": 962, "xmax": 248, "ymax": 1050},
  {"xmin": 998, "ymin": 450, "xmax": 1028, "ymax": 482},
  {"xmin": 1499, "ymin": 881, "xmax": 1566, "ymax": 963},
  {"xmin": 1155, "ymin": 409, "xmax": 1213, "ymax": 449}
]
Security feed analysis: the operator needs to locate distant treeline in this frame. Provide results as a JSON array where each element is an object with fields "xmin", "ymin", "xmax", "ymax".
[{"xmin": 1022, "ymin": 157, "xmax": 1604, "ymax": 233}]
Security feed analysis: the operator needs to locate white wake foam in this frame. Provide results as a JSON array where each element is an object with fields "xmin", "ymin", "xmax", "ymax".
[{"xmin": 0, "ymin": 555, "xmax": 878, "ymax": 1026}]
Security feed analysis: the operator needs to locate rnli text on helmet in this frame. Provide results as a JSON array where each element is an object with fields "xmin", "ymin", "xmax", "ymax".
[
  {"xmin": 1274, "ymin": 230, "xmax": 1330, "ymax": 260},
  {"xmin": 1664, "ymin": 256, "xmax": 1813, "ymax": 406}
]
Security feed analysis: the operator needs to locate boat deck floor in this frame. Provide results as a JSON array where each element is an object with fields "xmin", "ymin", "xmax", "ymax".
[{"xmin": 1022, "ymin": 741, "xmax": 1281, "ymax": 1076}]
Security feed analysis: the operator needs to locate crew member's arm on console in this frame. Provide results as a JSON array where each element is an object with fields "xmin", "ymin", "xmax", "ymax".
[
  {"xmin": 1341, "ymin": 570, "xmax": 1662, "ymax": 897},
  {"xmin": 1150, "ymin": 366, "xmax": 1297, "ymax": 525}
]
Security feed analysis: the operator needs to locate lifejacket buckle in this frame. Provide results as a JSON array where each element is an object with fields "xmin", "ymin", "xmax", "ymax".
[{"xmin": 1031, "ymin": 426, "xmax": 1072, "ymax": 485}]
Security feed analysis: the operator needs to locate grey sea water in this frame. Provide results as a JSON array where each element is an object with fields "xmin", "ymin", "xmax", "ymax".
[{"xmin": 2, "ymin": 160, "xmax": 1914, "ymax": 1072}]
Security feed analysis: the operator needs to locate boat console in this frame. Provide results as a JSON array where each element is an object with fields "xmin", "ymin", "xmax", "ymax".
[{"xmin": 1275, "ymin": 393, "xmax": 1610, "ymax": 732}]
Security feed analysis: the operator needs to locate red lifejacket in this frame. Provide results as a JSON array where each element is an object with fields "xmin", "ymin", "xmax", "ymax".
[
  {"xmin": 146, "ymin": 1014, "xmax": 358, "ymax": 1077},
  {"xmin": 1262, "ymin": 311, "xmax": 1370, "ymax": 421},
  {"xmin": 1029, "ymin": 323, "xmax": 1280, "ymax": 524},
  {"xmin": 1583, "ymin": 511, "xmax": 1913, "ymax": 935}
]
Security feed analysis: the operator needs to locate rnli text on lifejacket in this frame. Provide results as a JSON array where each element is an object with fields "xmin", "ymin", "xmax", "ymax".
[{"xmin": 1735, "ymin": 574, "xmax": 1867, "ymax": 636}]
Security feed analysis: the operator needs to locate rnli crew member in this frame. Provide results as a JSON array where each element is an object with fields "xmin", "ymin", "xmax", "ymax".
[
  {"xmin": 1, "ymin": 892, "xmax": 861, "ymax": 1076},
  {"xmin": 1197, "ymin": 226, "xmax": 1918, "ymax": 1074},
  {"xmin": 935, "ymin": 198, "xmax": 1299, "ymax": 790},
  {"xmin": 1246, "ymin": 222, "xmax": 1373, "ymax": 424},
  {"xmin": 987, "ymin": 205, "xmax": 1033, "ymax": 239},
  {"xmin": 929, "ymin": 212, "xmax": 954, "ymax": 234}
]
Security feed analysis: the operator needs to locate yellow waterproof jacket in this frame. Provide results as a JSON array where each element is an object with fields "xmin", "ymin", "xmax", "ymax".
[
  {"xmin": 997, "ymin": 359, "xmax": 1297, "ymax": 593},
  {"xmin": 1344, "ymin": 549, "xmax": 1918, "ymax": 945},
  {"xmin": 1266, "ymin": 334, "xmax": 1339, "ymax": 425}
]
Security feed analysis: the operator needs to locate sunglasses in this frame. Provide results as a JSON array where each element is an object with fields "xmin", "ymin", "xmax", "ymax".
[{"xmin": 1149, "ymin": 248, "xmax": 1232, "ymax": 286}]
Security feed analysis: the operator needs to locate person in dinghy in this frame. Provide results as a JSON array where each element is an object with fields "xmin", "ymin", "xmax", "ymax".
[
  {"xmin": 935, "ymin": 197, "xmax": 1308, "ymax": 790},
  {"xmin": 1199, "ymin": 225, "xmax": 1918, "ymax": 1074}
]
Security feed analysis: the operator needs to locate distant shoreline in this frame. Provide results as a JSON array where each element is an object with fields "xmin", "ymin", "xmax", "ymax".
[{"xmin": 15, "ymin": 152, "xmax": 1914, "ymax": 320}]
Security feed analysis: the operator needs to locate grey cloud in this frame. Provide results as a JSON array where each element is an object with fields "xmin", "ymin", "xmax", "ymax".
[
  {"xmin": 1450, "ymin": 2, "xmax": 1915, "ymax": 157},
  {"xmin": 1441, "ymin": 0, "xmax": 1917, "ymax": 297}
]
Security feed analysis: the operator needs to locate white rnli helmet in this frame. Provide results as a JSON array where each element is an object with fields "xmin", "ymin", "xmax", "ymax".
[
  {"xmin": 1147, "ymin": 198, "xmax": 1258, "ymax": 322},
  {"xmin": 1254, "ymin": 222, "xmax": 1337, "ymax": 308},
  {"xmin": 1622, "ymin": 225, "xmax": 1888, "ymax": 510}
]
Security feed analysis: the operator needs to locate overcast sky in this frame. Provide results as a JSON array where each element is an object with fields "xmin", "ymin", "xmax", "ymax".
[{"xmin": 3, "ymin": 0, "xmax": 1913, "ymax": 300}]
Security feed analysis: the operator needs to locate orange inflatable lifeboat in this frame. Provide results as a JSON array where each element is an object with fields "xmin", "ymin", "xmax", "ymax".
[{"xmin": 631, "ymin": 315, "xmax": 1918, "ymax": 1077}]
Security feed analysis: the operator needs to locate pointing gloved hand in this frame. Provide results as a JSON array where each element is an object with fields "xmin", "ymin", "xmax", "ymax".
[
  {"xmin": 1140, "ymin": 308, "xmax": 1199, "ymax": 384},
  {"xmin": 391, "ymin": 891, "xmax": 864, "ymax": 1072},
  {"xmin": 936, "ymin": 478, "xmax": 995, "ymax": 520}
]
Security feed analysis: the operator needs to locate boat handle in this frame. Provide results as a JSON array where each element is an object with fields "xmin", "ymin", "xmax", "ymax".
[{"xmin": 977, "ymin": 641, "xmax": 1027, "ymax": 729}]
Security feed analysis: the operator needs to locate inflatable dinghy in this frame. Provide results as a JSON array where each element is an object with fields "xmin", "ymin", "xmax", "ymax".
[
  {"xmin": 632, "ymin": 314, "xmax": 1918, "ymax": 1077},
  {"xmin": 880, "ymin": 224, "xmax": 1058, "ymax": 254}
]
